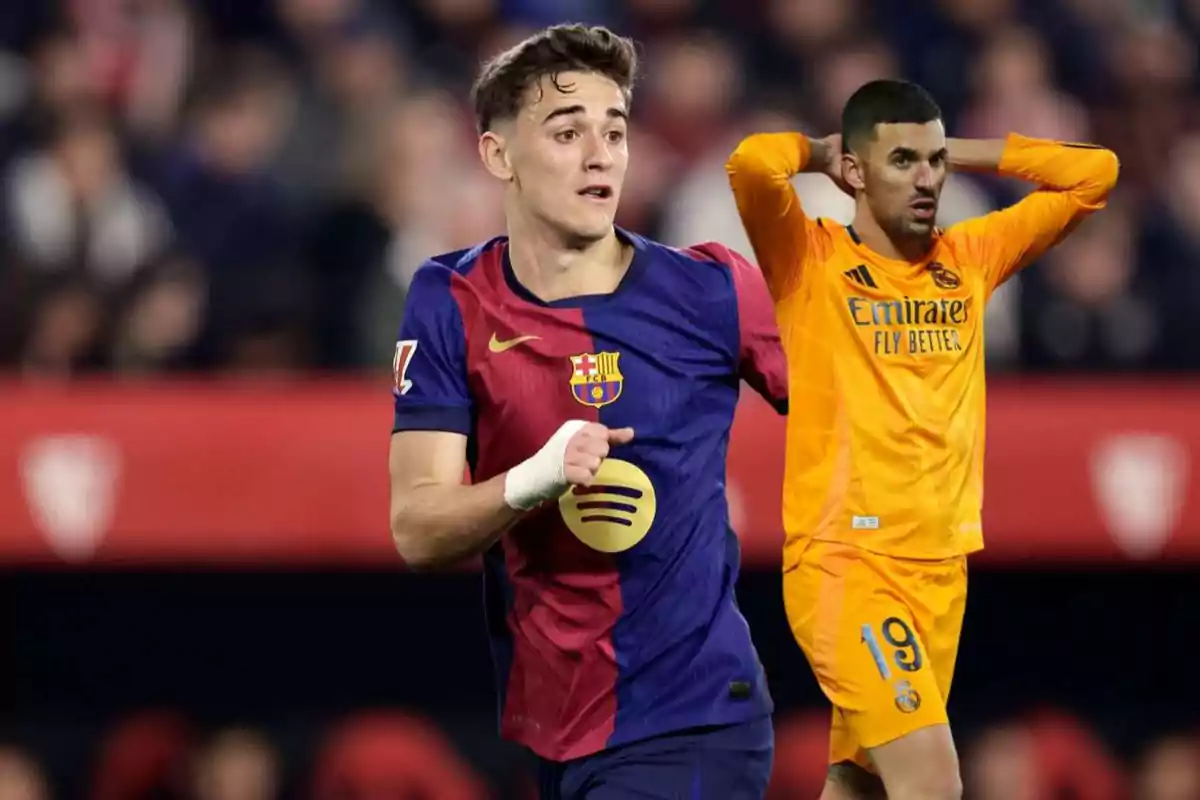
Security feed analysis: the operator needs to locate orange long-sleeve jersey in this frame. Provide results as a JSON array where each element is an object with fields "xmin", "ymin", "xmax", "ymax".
[{"xmin": 726, "ymin": 132, "xmax": 1119, "ymax": 563}]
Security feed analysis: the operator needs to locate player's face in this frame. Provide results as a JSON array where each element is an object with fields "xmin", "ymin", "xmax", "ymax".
[
  {"xmin": 494, "ymin": 71, "xmax": 629, "ymax": 244},
  {"xmin": 855, "ymin": 121, "xmax": 948, "ymax": 240}
]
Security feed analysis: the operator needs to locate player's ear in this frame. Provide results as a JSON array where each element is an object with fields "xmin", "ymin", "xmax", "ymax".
[
  {"xmin": 479, "ymin": 130, "xmax": 514, "ymax": 181},
  {"xmin": 842, "ymin": 151, "xmax": 866, "ymax": 192}
]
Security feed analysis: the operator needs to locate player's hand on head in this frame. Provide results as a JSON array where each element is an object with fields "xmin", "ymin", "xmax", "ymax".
[
  {"xmin": 820, "ymin": 133, "xmax": 842, "ymax": 154},
  {"xmin": 563, "ymin": 422, "xmax": 635, "ymax": 486},
  {"xmin": 816, "ymin": 133, "xmax": 853, "ymax": 196}
]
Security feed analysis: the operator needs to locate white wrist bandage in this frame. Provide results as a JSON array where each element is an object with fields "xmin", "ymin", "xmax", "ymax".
[{"xmin": 503, "ymin": 420, "xmax": 589, "ymax": 511}]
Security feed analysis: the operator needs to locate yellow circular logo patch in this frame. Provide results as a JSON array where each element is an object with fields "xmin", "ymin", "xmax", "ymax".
[{"xmin": 559, "ymin": 458, "xmax": 656, "ymax": 553}]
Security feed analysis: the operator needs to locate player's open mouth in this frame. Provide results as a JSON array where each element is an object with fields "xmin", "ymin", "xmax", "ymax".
[
  {"xmin": 578, "ymin": 185, "xmax": 613, "ymax": 201},
  {"xmin": 909, "ymin": 198, "xmax": 937, "ymax": 220}
]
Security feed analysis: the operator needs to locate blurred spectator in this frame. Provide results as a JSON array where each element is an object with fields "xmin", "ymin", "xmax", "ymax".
[
  {"xmin": 619, "ymin": 0, "xmax": 699, "ymax": 39},
  {"xmin": 190, "ymin": 727, "xmax": 280, "ymax": 800},
  {"xmin": 5, "ymin": 108, "xmax": 170, "ymax": 283},
  {"xmin": 108, "ymin": 253, "xmax": 207, "ymax": 373},
  {"xmin": 963, "ymin": 720, "xmax": 1041, "ymax": 800},
  {"xmin": 91, "ymin": 709, "xmax": 194, "ymax": 800},
  {"xmin": 964, "ymin": 711, "xmax": 1127, "ymax": 800},
  {"xmin": 959, "ymin": 26, "xmax": 1090, "ymax": 142},
  {"xmin": 1091, "ymin": 22, "xmax": 1200, "ymax": 203},
  {"xmin": 641, "ymin": 31, "xmax": 739, "ymax": 168},
  {"xmin": 274, "ymin": 1, "xmax": 409, "ymax": 209},
  {"xmin": 407, "ymin": 0, "xmax": 501, "ymax": 89},
  {"xmin": 766, "ymin": 710, "xmax": 831, "ymax": 799},
  {"xmin": 306, "ymin": 88, "xmax": 501, "ymax": 368},
  {"xmin": 153, "ymin": 46, "xmax": 294, "ymax": 269},
  {"xmin": 0, "ymin": 30, "xmax": 97, "ymax": 163},
  {"xmin": 275, "ymin": 0, "xmax": 375, "ymax": 55},
  {"xmin": 659, "ymin": 108, "xmax": 800, "ymax": 255},
  {"xmin": 809, "ymin": 37, "xmax": 898, "ymax": 133},
  {"xmin": 310, "ymin": 711, "xmax": 489, "ymax": 800},
  {"xmin": 150, "ymin": 45, "xmax": 305, "ymax": 370},
  {"xmin": 885, "ymin": 0, "xmax": 1019, "ymax": 126},
  {"xmin": 13, "ymin": 276, "xmax": 106, "ymax": 375},
  {"xmin": 65, "ymin": 0, "xmax": 195, "ymax": 140},
  {"xmin": 1022, "ymin": 199, "xmax": 1162, "ymax": 370},
  {"xmin": 1141, "ymin": 132, "xmax": 1200, "ymax": 369},
  {"xmin": 1134, "ymin": 734, "xmax": 1200, "ymax": 800},
  {"xmin": 748, "ymin": 0, "xmax": 860, "ymax": 104},
  {"xmin": 0, "ymin": 746, "xmax": 49, "ymax": 800}
]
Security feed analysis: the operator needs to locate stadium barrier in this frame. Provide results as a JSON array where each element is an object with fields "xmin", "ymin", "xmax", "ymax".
[{"xmin": 0, "ymin": 378, "xmax": 1196, "ymax": 566}]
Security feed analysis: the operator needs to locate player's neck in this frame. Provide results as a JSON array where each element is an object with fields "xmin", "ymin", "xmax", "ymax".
[
  {"xmin": 506, "ymin": 218, "xmax": 630, "ymax": 303},
  {"xmin": 851, "ymin": 208, "xmax": 933, "ymax": 263}
]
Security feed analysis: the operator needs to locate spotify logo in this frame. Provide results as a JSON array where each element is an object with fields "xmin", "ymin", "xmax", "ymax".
[{"xmin": 559, "ymin": 459, "xmax": 657, "ymax": 553}]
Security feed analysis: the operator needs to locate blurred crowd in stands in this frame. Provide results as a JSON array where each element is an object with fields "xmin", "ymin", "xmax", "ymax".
[
  {"xmin": 0, "ymin": 0, "xmax": 1198, "ymax": 377},
  {"xmin": 0, "ymin": 707, "xmax": 1198, "ymax": 799}
]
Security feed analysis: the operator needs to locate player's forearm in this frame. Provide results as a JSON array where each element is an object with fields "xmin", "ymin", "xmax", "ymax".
[
  {"xmin": 946, "ymin": 138, "xmax": 1007, "ymax": 172},
  {"xmin": 950, "ymin": 134, "xmax": 1120, "ymax": 202},
  {"xmin": 390, "ymin": 475, "xmax": 523, "ymax": 569}
]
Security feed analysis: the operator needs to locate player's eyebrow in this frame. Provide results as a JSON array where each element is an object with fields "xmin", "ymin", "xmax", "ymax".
[
  {"xmin": 541, "ymin": 105, "xmax": 628, "ymax": 125},
  {"xmin": 890, "ymin": 146, "xmax": 948, "ymax": 161}
]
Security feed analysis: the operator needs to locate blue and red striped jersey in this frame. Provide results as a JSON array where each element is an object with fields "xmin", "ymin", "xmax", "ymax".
[{"xmin": 391, "ymin": 230, "xmax": 788, "ymax": 762}]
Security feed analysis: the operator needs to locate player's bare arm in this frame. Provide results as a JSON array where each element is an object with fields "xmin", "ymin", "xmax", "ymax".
[
  {"xmin": 943, "ymin": 138, "xmax": 1007, "ymax": 171},
  {"xmin": 390, "ymin": 423, "xmax": 633, "ymax": 569},
  {"xmin": 389, "ymin": 431, "xmax": 519, "ymax": 569},
  {"xmin": 724, "ymin": 132, "xmax": 838, "ymax": 299}
]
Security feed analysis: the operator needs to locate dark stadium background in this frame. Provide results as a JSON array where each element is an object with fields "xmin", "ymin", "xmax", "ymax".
[{"xmin": 1, "ymin": 0, "xmax": 1199, "ymax": 797}]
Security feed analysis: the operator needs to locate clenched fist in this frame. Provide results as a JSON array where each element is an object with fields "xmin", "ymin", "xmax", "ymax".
[
  {"xmin": 562, "ymin": 423, "xmax": 636, "ymax": 487},
  {"xmin": 503, "ymin": 419, "xmax": 636, "ymax": 510}
]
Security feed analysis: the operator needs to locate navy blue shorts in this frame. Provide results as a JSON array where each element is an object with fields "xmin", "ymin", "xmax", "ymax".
[{"xmin": 534, "ymin": 716, "xmax": 774, "ymax": 800}]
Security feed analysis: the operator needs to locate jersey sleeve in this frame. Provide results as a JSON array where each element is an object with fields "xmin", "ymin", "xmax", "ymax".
[
  {"xmin": 391, "ymin": 264, "xmax": 474, "ymax": 435},
  {"xmin": 690, "ymin": 242, "xmax": 788, "ymax": 415},
  {"xmin": 946, "ymin": 134, "xmax": 1120, "ymax": 295},
  {"xmin": 725, "ymin": 132, "xmax": 827, "ymax": 303}
]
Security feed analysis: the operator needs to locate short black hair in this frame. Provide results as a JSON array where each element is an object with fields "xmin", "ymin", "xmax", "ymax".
[
  {"xmin": 841, "ymin": 79, "xmax": 942, "ymax": 153},
  {"xmin": 471, "ymin": 24, "xmax": 639, "ymax": 134}
]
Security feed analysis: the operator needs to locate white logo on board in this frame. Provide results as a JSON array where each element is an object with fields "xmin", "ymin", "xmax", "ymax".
[
  {"xmin": 1090, "ymin": 433, "xmax": 1188, "ymax": 559},
  {"xmin": 20, "ymin": 435, "xmax": 121, "ymax": 562}
]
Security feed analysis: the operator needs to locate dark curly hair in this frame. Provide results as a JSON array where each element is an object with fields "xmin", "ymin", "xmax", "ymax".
[{"xmin": 471, "ymin": 24, "xmax": 639, "ymax": 134}]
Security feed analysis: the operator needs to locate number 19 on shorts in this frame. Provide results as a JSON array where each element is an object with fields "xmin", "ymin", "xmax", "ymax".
[{"xmin": 861, "ymin": 617, "xmax": 924, "ymax": 680}]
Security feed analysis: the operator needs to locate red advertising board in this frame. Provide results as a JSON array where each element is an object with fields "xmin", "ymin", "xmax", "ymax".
[{"xmin": 0, "ymin": 378, "xmax": 1195, "ymax": 566}]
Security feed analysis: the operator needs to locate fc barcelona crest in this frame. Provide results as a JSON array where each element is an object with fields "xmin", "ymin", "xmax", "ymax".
[{"xmin": 569, "ymin": 351, "xmax": 624, "ymax": 408}]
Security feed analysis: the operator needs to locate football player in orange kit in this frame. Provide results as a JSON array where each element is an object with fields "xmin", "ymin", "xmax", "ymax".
[{"xmin": 725, "ymin": 79, "xmax": 1119, "ymax": 799}]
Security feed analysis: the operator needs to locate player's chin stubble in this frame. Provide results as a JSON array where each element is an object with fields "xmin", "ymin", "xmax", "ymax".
[
  {"xmin": 907, "ymin": 220, "xmax": 935, "ymax": 237},
  {"xmin": 900, "ymin": 211, "xmax": 936, "ymax": 238}
]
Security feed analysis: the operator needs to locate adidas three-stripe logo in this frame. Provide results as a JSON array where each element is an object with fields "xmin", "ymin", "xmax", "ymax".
[{"xmin": 843, "ymin": 264, "xmax": 878, "ymax": 288}]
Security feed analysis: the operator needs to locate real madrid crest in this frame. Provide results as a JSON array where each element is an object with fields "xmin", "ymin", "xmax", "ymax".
[
  {"xmin": 926, "ymin": 261, "xmax": 961, "ymax": 290},
  {"xmin": 893, "ymin": 680, "xmax": 922, "ymax": 714}
]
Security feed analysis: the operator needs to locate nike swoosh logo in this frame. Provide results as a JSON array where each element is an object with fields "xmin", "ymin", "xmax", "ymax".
[{"xmin": 488, "ymin": 333, "xmax": 541, "ymax": 353}]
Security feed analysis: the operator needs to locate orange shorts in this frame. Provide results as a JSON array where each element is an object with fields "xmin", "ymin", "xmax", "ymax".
[{"xmin": 783, "ymin": 539, "xmax": 968, "ymax": 770}]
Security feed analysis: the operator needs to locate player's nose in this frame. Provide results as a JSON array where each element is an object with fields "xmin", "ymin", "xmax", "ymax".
[
  {"xmin": 583, "ymin": 133, "xmax": 615, "ymax": 171},
  {"xmin": 915, "ymin": 161, "xmax": 943, "ymax": 191},
  {"xmin": 913, "ymin": 165, "xmax": 935, "ymax": 189}
]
